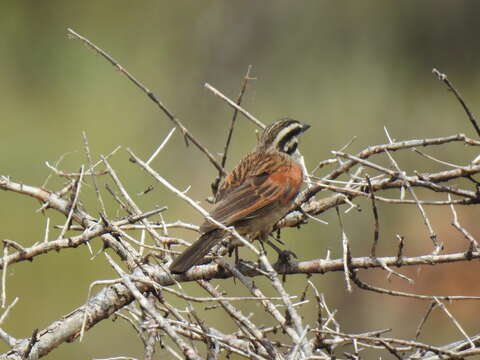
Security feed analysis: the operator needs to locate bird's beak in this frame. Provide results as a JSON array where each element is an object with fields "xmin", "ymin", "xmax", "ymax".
[{"xmin": 301, "ymin": 123, "xmax": 311, "ymax": 132}]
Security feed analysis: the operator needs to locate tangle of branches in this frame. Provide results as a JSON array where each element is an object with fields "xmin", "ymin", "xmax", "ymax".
[{"xmin": 0, "ymin": 29, "xmax": 479, "ymax": 360}]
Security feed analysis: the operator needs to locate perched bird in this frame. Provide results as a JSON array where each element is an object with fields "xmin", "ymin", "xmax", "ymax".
[{"xmin": 169, "ymin": 118, "xmax": 310, "ymax": 274}]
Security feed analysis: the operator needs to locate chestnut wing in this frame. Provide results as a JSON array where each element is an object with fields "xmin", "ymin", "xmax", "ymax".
[{"xmin": 200, "ymin": 153, "xmax": 302, "ymax": 233}]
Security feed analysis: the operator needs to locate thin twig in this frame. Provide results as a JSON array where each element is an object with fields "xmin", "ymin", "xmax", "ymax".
[
  {"xmin": 221, "ymin": 65, "xmax": 254, "ymax": 169},
  {"xmin": 336, "ymin": 207, "xmax": 352, "ymax": 293},
  {"xmin": 67, "ymin": 28, "xmax": 225, "ymax": 176},
  {"xmin": 83, "ymin": 132, "xmax": 107, "ymax": 216},
  {"xmin": 57, "ymin": 165, "xmax": 84, "ymax": 240},
  {"xmin": 383, "ymin": 128, "xmax": 441, "ymax": 254},
  {"xmin": 24, "ymin": 328, "xmax": 39, "ymax": 359},
  {"xmin": 1, "ymin": 245, "xmax": 8, "ymax": 308},
  {"xmin": 43, "ymin": 217, "xmax": 50, "ymax": 243},
  {"xmin": 448, "ymin": 194, "xmax": 479, "ymax": 251},
  {"xmin": 105, "ymin": 253, "xmax": 203, "ymax": 360},
  {"xmin": 318, "ymin": 329, "xmax": 458, "ymax": 358},
  {"xmin": 413, "ymin": 147, "xmax": 466, "ymax": 169},
  {"xmin": 204, "ymin": 83, "xmax": 265, "ymax": 129},
  {"xmin": 0, "ymin": 297, "xmax": 18, "ymax": 326},
  {"xmin": 211, "ymin": 66, "xmax": 254, "ymax": 195},
  {"xmin": 349, "ymin": 271, "xmax": 480, "ymax": 301},
  {"xmin": 146, "ymin": 127, "xmax": 176, "ymax": 165},
  {"xmin": 216, "ymin": 259, "xmax": 305, "ymax": 355},
  {"xmin": 415, "ymin": 301, "xmax": 437, "ymax": 339},
  {"xmin": 396, "ymin": 234, "xmax": 405, "ymax": 264},
  {"xmin": 312, "ymin": 136, "xmax": 357, "ymax": 173},
  {"xmin": 366, "ymin": 175, "xmax": 380, "ymax": 257},
  {"xmin": 127, "ymin": 148, "xmax": 258, "ymax": 255},
  {"xmin": 433, "ymin": 68, "xmax": 480, "ymax": 137},
  {"xmin": 433, "ymin": 297, "xmax": 475, "ymax": 349},
  {"xmin": 197, "ymin": 279, "xmax": 280, "ymax": 359}
]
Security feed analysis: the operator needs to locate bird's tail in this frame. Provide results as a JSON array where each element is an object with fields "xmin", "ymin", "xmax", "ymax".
[{"xmin": 169, "ymin": 229, "xmax": 224, "ymax": 274}]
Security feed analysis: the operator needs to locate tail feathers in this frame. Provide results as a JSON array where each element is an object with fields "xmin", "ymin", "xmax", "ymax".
[{"xmin": 169, "ymin": 230, "xmax": 224, "ymax": 274}]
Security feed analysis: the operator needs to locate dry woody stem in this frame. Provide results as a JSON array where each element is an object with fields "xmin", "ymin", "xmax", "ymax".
[{"xmin": 0, "ymin": 30, "xmax": 479, "ymax": 360}]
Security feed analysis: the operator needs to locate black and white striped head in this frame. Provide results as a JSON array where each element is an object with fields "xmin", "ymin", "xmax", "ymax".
[{"xmin": 256, "ymin": 118, "xmax": 310, "ymax": 157}]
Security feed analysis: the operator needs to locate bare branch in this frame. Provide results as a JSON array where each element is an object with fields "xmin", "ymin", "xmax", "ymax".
[
  {"xmin": 67, "ymin": 28, "xmax": 225, "ymax": 176},
  {"xmin": 204, "ymin": 83, "xmax": 265, "ymax": 129},
  {"xmin": 433, "ymin": 68, "xmax": 480, "ymax": 137}
]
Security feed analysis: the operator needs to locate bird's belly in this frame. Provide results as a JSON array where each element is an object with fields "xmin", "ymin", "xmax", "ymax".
[{"xmin": 236, "ymin": 202, "xmax": 291, "ymax": 240}]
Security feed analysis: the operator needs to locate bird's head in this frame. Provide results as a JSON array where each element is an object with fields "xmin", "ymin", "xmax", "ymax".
[{"xmin": 256, "ymin": 118, "xmax": 310, "ymax": 157}]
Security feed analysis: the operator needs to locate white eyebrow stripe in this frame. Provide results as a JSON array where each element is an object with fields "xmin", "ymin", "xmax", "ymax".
[
  {"xmin": 272, "ymin": 123, "xmax": 303, "ymax": 149},
  {"xmin": 283, "ymin": 137, "xmax": 299, "ymax": 153}
]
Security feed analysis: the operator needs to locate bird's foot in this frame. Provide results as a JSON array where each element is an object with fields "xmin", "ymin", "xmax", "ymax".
[{"xmin": 275, "ymin": 249, "xmax": 297, "ymax": 266}]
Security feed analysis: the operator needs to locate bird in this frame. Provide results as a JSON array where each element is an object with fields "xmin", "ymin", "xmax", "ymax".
[{"xmin": 169, "ymin": 118, "xmax": 310, "ymax": 274}]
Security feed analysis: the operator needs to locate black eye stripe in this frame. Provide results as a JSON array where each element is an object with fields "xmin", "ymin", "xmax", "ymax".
[
  {"xmin": 286, "ymin": 142, "xmax": 298, "ymax": 154},
  {"xmin": 256, "ymin": 119, "xmax": 307, "ymax": 153},
  {"xmin": 277, "ymin": 128, "xmax": 302, "ymax": 152}
]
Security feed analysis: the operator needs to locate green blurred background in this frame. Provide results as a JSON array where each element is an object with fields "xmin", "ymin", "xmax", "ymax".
[{"xmin": 1, "ymin": 1, "xmax": 480, "ymax": 359}]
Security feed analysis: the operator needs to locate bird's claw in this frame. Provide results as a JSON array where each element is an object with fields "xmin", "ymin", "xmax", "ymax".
[{"xmin": 275, "ymin": 250, "xmax": 297, "ymax": 267}]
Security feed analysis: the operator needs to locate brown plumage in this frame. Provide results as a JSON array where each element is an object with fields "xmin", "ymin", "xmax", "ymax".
[{"xmin": 169, "ymin": 118, "xmax": 310, "ymax": 274}]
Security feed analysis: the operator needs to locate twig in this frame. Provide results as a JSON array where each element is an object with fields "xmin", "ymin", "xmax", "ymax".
[
  {"xmin": 1, "ymin": 245, "xmax": 8, "ymax": 308},
  {"xmin": 332, "ymin": 151, "xmax": 396, "ymax": 177},
  {"xmin": 102, "ymin": 155, "xmax": 166, "ymax": 253},
  {"xmin": 127, "ymin": 148, "xmax": 258, "ymax": 255},
  {"xmin": 413, "ymin": 147, "xmax": 466, "ymax": 169},
  {"xmin": 221, "ymin": 65, "xmax": 254, "ymax": 169},
  {"xmin": 57, "ymin": 165, "xmax": 84, "ymax": 240},
  {"xmin": 366, "ymin": 175, "xmax": 380, "ymax": 257},
  {"xmin": 383, "ymin": 128, "xmax": 441, "ymax": 254},
  {"xmin": 434, "ymin": 297, "xmax": 475, "ymax": 349},
  {"xmin": 323, "ymin": 133, "xmax": 480, "ymax": 183},
  {"xmin": 43, "ymin": 217, "xmax": 50, "ymax": 243},
  {"xmin": 396, "ymin": 234, "xmax": 405, "ymax": 264},
  {"xmin": 197, "ymin": 279, "xmax": 280, "ymax": 359},
  {"xmin": 204, "ymin": 83, "xmax": 265, "ymax": 129},
  {"xmin": 336, "ymin": 207, "xmax": 352, "ymax": 293},
  {"xmin": 42, "ymin": 151, "xmax": 75, "ymax": 188},
  {"xmin": 256, "ymin": 254, "xmax": 312, "ymax": 356},
  {"xmin": 415, "ymin": 301, "xmax": 436, "ymax": 339},
  {"xmin": 67, "ymin": 28, "xmax": 225, "ymax": 176},
  {"xmin": 3, "ymin": 169, "xmax": 480, "ymax": 280},
  {"xmin": 0, "ymin": 297, "xmax": 18, "ymax": 326},
  {"xmin": 23, "ymin": 328, "xmax": 39, "ymax": 359},
  {"xmin": 45, "ymin": 146, "xmax": 121, "ymax": 179},
  {"xmin": 318, "ymin": 329, "xmax": 458, "ymax": 358},
  {"xmin": 289, "ymin": 325, "xmax": 310, "ymax": 360},
  {"xmin": 211, "ymin": 66, "xmax": 254, "ymax": 195},
  {"xmin": 377, "ymin": 259, "xmax": 413, "ymax": 284},
  {"xmin": 448, "ymin": 194, "xmax": 479, "ymax": 251},
  {"xmin": 349, "ymin": 271, "xmax": 480, "ymax": 301},
  {"xmin": 61, "ymin": 221, "xmax": 200, "ymax": 233},
  {"xmin": 216, "ymin": 259, "xmax": 306, "ymax": 355},
  {"xmin": 79, "ymin": 278, "xmax": 124, "ymax": 342},
  {"xmin": 0, "ymin": 207, "xmax": 165, "ymax": 271},
  {"xmin": 83, "ymin": 132, "xmax": 107, "ymax": 216},
  {"xmin": 306, "ymin": 182, "xmax": 475, "ymax": 206},
  {"xmin": 433, "ymin": 68, "xmax": 480, "ymax": 137},
  {"xmin": 312, "ymin": 136, "xmax": 357, "ymax": 173},
  {"xmin": 379, "ymin": 339, "xmax": 403, "ymax": 360},
  {"xmin": 0, "ymin": 328, "xmax": 17, "ymax": 348},
  {"xmin": 146, "ymin": 127, "xmax": 176, "ymax": 165},
  {"xmin": 92, "ymin": 357, "xmax": 140, "ymax": 360},
  {"xmin": 105, "ymin": 253, "xmax": 203, "ymax": 360}
]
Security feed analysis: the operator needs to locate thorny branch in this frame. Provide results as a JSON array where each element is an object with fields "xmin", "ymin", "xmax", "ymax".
[
  {"xmin": 0, "ymin": 30, "xmax": 479, "ymax": 359},
  {"xmin": 433, "ymin": 68, "xmax": 480, "ymax": 138},
  {"xmin": 67, "ymin": 28, "xmax": 226, "ymax": 176},
  {"xmin": 1, "ymin": 125, "xmax": 479, "ymax": 358}
]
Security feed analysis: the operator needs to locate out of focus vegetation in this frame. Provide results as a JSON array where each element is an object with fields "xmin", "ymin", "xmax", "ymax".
[{"xmin": 1, "ymin": 2, "xmax": 479, "ymax": 359}]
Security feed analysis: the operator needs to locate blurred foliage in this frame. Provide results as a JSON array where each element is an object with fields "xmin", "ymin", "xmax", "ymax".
[{"xmin": 1, "ymin": 1, "xmax": 480, "ymax": 359}]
